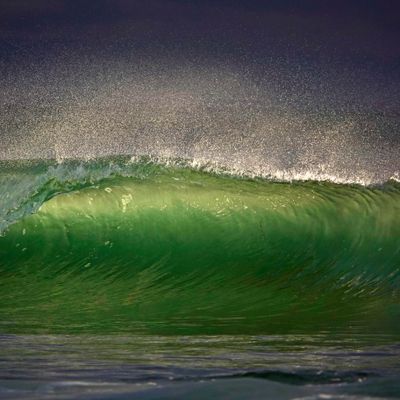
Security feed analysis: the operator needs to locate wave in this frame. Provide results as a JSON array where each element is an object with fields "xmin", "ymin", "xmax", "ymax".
[
  {"xmin": 0, "ymin": 156, "xmax": 399, "ymax": 334},
  {"xmin": 0, "ymin": 156, "xmax": 398, "ymax": 233}
]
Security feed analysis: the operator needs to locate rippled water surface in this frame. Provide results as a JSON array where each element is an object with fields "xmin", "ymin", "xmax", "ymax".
[{"xmin": 1, "ymin": 334, "xmax": 400, "ymax": 400}]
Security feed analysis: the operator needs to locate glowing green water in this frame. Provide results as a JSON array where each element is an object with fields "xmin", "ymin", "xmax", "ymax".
[{"xmin": 0, "ymin": 158, "xmax": 399, "ymax": 335}]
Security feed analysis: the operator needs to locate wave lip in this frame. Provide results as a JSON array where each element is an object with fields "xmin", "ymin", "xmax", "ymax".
[{"xmin": 1, "ymin": 156, "xmax": 399, "ymax": 234}]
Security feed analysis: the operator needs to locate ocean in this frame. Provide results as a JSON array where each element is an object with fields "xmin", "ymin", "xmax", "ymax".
[{"xmin": 0, "ymin": 156, "xmax": 399, "ymax": 399}]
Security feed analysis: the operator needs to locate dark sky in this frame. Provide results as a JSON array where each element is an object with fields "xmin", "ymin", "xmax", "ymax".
[
  {"xmin": 0, "ymin": 0, "xmax": 399, "ymax": 180},
  {"xmin": 1, "ymin": 1, "xmax": 399, "ymax": 110},
  {"xmin": 1, "ymin": 0, "xmax": 399, "ymax": 64}
]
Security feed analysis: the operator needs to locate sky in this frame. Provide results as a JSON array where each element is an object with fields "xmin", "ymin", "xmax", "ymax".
[
  {"xmin": 1, "ymin": 1, "xmax": 399, "ymax": 62},
  {"xmin": 1, "ymin": 0, "xmax": 399, "ymax": 109},
  {"xmin": 0, "ymin": 0, "xmax": 399, "ymax": 181}
]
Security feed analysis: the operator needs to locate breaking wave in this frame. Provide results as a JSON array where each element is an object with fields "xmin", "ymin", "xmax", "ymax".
[{"xmin": 0, "ymin": 156, "xmax": 399, "ymax": 334}]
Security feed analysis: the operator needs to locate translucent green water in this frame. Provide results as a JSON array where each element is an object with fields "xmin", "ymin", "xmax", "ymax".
[{"xmin": 1, "ymin": 158, "xmax": 399, "ymax": 335}]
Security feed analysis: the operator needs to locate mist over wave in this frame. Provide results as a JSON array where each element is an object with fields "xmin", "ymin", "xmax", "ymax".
[{"xmin": 1, "ymin": 60, "xmax": 399, "ymax": 184}]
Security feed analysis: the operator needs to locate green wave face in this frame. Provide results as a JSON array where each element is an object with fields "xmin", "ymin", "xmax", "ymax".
[{"xmin": 0, "ymin": 159, "xmax": 399, "ymax": 335}]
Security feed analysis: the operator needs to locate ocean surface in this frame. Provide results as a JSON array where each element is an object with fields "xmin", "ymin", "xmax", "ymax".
[{"xmin": 0, "ymin": 157, "xmax": 399, "ymax": 399}]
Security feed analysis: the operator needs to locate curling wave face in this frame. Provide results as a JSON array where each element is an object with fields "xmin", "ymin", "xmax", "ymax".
[{"xmin": 0, "ymin": 157, "xmax": 399, "ymax": 335}]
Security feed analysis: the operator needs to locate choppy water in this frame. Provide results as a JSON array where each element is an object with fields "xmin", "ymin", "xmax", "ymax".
[
  {"xmin": 0, "ymin": 157, "xmax": 399, "ymax": 399},
  {"xmin": 1, "ymin": 334, "xmax": 400, "ymax": 400}
]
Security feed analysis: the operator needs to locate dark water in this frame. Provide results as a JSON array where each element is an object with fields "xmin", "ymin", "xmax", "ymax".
[
  {"xmin": 1, "ymin": 334, "xmax": 400, "ymax": 400},
  {"xmin": 0, "ymin": 157, "xmax": 399, "ymax": 398}
]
